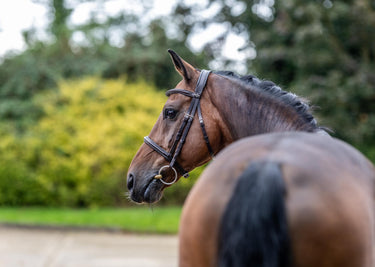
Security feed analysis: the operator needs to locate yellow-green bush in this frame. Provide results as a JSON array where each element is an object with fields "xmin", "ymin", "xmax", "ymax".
[{"xmin": 0, "ymin": 77, "xmax": 201, "ymax": 207}]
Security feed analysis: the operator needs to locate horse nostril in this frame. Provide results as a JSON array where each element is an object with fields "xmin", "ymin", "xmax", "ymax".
[{"xmin": 127, "ymin": 173, "xmax": 134, "ymax": 191}]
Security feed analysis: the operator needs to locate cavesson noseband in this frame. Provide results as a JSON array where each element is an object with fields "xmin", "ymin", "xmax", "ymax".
[{"xmin": 144, "ymin": 70, "xmax": 214, "ymax": 185}]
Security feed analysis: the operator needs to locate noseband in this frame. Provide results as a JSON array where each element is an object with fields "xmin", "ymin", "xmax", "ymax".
[{"xmin": 144, "ymin": 70, "xmax": 214, "ymax": 185}]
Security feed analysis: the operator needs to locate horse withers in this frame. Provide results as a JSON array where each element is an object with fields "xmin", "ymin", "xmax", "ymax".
[{"xmin": 179, "ymin": 132, "xmax": 375, "ymax": 267}]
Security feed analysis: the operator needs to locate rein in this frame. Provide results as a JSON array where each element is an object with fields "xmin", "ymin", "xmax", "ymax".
[{"xmin": 144, "ymin": 70, "xmax": 214, "ymax": 185}]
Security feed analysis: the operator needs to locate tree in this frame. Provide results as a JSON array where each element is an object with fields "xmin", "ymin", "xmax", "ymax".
[
  {"xmin": 0, "ymin": 1, "xmax": 202, "ymax": 124},
  {"xmin": 102, "ymin": 19, "xmax": 208, "ymax": 88},
  {"xmin": 30, "ymin": 0, "xmax": 72, "ymax": 51}
]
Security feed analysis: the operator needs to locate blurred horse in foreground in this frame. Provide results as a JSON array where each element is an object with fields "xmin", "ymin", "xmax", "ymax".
[{"xmin": 179, "ymin": 132, "xmax": 375, "ymax": 267}]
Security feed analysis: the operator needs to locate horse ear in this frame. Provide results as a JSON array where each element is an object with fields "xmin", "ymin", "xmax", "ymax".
[{"xmin": 168, "ymin": 49, "xmax": 196, "ymax": 82}]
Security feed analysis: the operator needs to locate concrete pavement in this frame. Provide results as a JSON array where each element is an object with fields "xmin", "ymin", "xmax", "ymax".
[{"xmin": 0, "ymin": 225, "xmax": 178, "ymax": 267}]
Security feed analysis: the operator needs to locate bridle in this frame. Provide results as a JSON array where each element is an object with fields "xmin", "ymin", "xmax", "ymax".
[{"xmin": 144, "ymin": 70, "xmax": 214, "ymax": 185}]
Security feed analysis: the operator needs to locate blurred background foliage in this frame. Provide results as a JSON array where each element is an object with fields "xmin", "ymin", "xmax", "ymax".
[
  {"xmin": 0, "ymin": 77, "xmax": 202, "ymax": 206},
  {"xmin": 0, "ymin": 0, "xmax": 374, "ymax": 207}
]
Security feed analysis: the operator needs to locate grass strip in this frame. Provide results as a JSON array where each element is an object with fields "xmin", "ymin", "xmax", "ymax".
[{"xmin": 0, "ymin": 206, "xmax": 182, "ymax": 234}]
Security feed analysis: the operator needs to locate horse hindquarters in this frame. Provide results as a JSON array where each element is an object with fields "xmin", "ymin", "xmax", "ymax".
[
  {"xmin": 287, "ymin": 174, "xmax": 375, "ymax": 267},
  {"xmin": 218, "ymin": 161, "xmax": 291, "ymax": 267}
]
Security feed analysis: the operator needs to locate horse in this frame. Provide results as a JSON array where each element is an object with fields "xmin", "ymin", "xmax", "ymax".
[
  {"xmin": 179, "ymin": 132, "xmax": 375, "ymax": 267},
  {"xmin": 127, "ymin": 50, "xmax": 375, "ymax": 266},
  {"xmin": 127, "ymin": 50, "xmax": 327, "ymax": 203}
]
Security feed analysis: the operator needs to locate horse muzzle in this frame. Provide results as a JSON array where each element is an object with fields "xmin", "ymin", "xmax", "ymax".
[{"xmin": 127, "ymin": 171, "xmax": 166, "ymax": 203}]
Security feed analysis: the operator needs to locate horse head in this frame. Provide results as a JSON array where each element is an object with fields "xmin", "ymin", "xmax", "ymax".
[{"xmin": 127, "ymin": 50, "xmax": 226, "ymax": 203}]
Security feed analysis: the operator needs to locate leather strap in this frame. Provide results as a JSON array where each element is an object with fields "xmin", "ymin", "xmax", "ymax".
[
  {"xmin": 144, "ymin": 136, "xmax": 189, "ymax": 176},
  {"xmin": 198, "ymin": 104, "xmax": 215, "ymax": 158},
  {"xmin": 144, "ymin": 136, "xmax": 171, "ymax": 162}
]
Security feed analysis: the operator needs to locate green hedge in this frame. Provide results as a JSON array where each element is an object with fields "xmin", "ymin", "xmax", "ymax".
[{"xmin": 0, "ymin": 77, "xmax": 200, "ymax": 207}]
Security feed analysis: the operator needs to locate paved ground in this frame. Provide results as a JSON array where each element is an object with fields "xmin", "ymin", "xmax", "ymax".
[{"xmin": 0, "ymin": 225, "xmax": 178, "ymax": 267}]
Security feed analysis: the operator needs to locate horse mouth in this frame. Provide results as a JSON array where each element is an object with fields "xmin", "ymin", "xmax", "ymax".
[
  {"xmin": 129, "ymin": 175, "xmax": 165, "ymax": 204},
  {"xmin": 143, "ymin": 178, "xmax": 164, "ymax": 203}
]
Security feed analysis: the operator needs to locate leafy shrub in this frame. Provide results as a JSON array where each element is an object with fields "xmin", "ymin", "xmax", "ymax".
[{"xmin": 0, "ymin": 77, "xmax": 200, "ymax": 207}]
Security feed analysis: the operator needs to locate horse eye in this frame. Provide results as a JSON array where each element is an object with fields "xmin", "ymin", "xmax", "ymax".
[{"xmin": 164, "ymin": 108, "xmax": 178, "ymax": 120}]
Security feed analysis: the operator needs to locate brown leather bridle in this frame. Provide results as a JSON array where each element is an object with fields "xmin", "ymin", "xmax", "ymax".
[{"xmin": 143, "ymin": 70, "xmax": 214, "ymax": 185}]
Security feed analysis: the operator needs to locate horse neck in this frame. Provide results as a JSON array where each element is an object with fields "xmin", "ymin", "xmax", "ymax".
[{"xmin": 208, "ymin": 77, "xmax": 318, "ymax": 142}]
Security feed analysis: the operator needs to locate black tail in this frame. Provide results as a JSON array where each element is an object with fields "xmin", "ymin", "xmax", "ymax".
[{"xmin": 218, "ymin": 161, "xmax": 291, "ymax": 267}]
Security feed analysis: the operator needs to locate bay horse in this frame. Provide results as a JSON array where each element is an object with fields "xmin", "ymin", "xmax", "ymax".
[
  {"xmin": 127, "ymin": 50, "xmax": 375, "ymax": 266},
  {"xmin": 127, "ymin": 50, "xmax": 327, "ymax": 203},
  {"xmin": 179, "ymin": 132, "xmax": 375, "ymax": 267}
]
